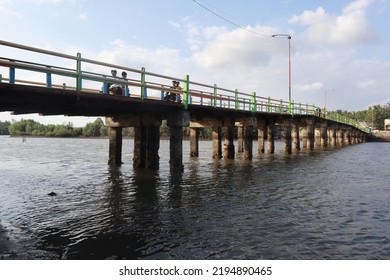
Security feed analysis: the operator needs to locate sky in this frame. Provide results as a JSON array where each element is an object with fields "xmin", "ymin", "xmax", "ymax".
[{"xmin": 0, "ymin": 0, "xmax": 389, "ymax": 126}]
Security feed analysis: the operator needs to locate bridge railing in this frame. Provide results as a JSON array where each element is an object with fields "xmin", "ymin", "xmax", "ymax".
[{"xmin": 0, "ymin": 40, "xmax": 369, "ymax": 133}]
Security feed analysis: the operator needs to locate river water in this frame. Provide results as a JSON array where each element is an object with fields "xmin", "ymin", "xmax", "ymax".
[{"xmin": 0, "ymin": 136, "xmax": 389, "ymax": 260}]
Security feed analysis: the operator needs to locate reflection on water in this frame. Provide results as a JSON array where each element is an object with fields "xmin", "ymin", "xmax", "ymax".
[{"xmin": 1, "ymin": 136, "xmax": 390, "ymax": 259}]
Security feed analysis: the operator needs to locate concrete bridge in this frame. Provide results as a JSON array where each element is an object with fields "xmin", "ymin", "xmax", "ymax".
[{"xmin": 0, "ymin": 40, "xmax": 369, "ymax": 170}]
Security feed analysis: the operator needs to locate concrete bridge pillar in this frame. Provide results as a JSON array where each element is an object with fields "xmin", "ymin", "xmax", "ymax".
[
  {"xmin": 223, "ymin": 125, "xmax": 235, "ymax": 159},
  {"xmin": 257, "ymin": 119, "xmax": 266, "ymax": 154},
  {"xmin": 343, "ymin": 128, "xmax": 351, "ymax": 145},
  {"xmin": 145, "ymin": 126, "xmax": 160, "ymax": 169},
  {"xmin": 106, "ymin": 115, "xmax": 161, "ymax": 169},
  {"xmin": 301, "ymin": 125, "xmax": 308, "ymax": 149},
  {"xmin": 237, "ymin": 126, "xmax": 244, "ymax": 153},
  {"xmin": 189, "ymin": 127, "xmax": 199, "ymax": 157},
  {"xmin": 320, "ymin": 122, "xmax": 328, "ymax": 148},
  {"xmin": 306, "ymin": 119, "xmax": 315, "ymax": 151},
  {"xmin": 236, "ymin": 117, "xmax": 256, "ymax": 160},
  {"xmin": 267, "ymin": 119, "xmax": 275, "ymax": 154},
  {"xmin": 133, "ymin": 127, "xmax": 146, "ymax": 168},
  {"xmin": 167, "ymin": 111, "xmax": 190, "ymax": 171},
  {"xmin": 243, "ymin": 126, "xmax": 253, "ymax": 160},
  {"xmin": 315, "ymin": 125, "xmax": 321, "ymax": 147},
  {"xmin": 283, "ymin": 119, "xmax": 292, "ymax": 154},
  {"xmin": 108, "ymin": 127, "xmax": 123, "ymax": 166},
  {"xmin": 212, "ymin": 126, "xmax": 222, "ymax": 159},
  {"xmin": 328, "ymin": 126, "xmax": 337, "ymax": 147},
  {"xmin": 292, "ymin": 120, "xmax": 300, "ymax": 152},
  {"xmin": 337, "ymin": 127, "xmax": 344, "ymax": 146}
]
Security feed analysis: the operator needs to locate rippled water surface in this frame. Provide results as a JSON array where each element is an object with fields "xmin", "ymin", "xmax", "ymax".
[{"xmin": 1, "ymin": 136, "xmax": 390, "ymax": 259}]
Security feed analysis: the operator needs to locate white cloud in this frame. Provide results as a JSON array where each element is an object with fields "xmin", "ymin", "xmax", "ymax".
[
  {"xmin": 190, "ymin": 26, "xmax": 277, "ymax": 70},
  {"xmin": 289, "ymin": 0, "xmax": 379, "ymax": 46},
  {"xmin": 295, "ymin": 82, "xmax": 324, "ymax": 92},
  {"xmin": 78, "ymin": 12, "xmax": 87, "ymax": 20}
]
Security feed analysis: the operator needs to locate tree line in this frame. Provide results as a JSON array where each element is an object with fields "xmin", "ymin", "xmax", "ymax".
[
  {"xmin": 0, "ymin": 118, "xmax": 212, "ymax": 138},
  {"xmin": 0, "ymin": 118, "xmax": 106, "ymax": 137},
  {"xmin": 329, "ymin": 102, "xmax": 390, "ymax": 130}
]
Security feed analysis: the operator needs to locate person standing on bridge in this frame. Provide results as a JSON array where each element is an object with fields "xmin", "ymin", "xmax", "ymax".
[{"xmin": 109, "ymin": 69, "xmax": 123, "ymax": 96}]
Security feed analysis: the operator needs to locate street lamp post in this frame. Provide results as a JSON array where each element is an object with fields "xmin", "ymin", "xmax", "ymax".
[
  {"xmin": 324, "ymin": 88, "xmax": 334, "ymax": 110},
  {"xmin": 272, "ymin": 34, "xmax": 292, "ymax": 102}
]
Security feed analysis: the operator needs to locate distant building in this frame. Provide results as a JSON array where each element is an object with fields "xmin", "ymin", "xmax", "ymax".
[{"xmin": 385, "ymin": 119, "xmax": 390, "ymax": 131}]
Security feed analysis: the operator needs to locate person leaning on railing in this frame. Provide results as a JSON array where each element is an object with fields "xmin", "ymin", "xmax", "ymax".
[
  {"xmin": 163, "ymin": 80, "xmax": 182, "ymax": 103},
  {"xmin": 108, "ymin": 69, "xmax": 126, "ymax": 96}
]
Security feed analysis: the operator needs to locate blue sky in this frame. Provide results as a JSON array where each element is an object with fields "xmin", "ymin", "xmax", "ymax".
[{"xmin": 1, "ymin": 0, "xmax": 389, "ymax": 126}]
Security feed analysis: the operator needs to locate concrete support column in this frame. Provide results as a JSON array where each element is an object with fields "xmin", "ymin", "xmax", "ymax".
[
  {"xmin": 223, "ymin": 126, "xmax": 235, "ymax": 159},
  {"xmin": 133, "ymin": 127, "xmax": 146, "ymax": 168},
  {"xmin": 315, "ymin": 126, "xmax": 321, "ymax": 147},
  {"xmin": 133, "ymin": 126, "xmax": 160, "ymax": 169},
  {"xmin": 257, "ymin": 119, "xmax": 266, "ymax": 154},
  {"xmin": 283, "ymin": 119, "xmax": 292, "ymax": 154},
  {"xmin": 306, "ymin": 120, "xmax": 315, "ymax": 151},
  {"xmin": 237, "ymin": 126, "xmax": 244, "ymax": 153},
  {"xmin": 243, "ymin": 126, "xmax": 253, "ymax": 160},
  {"xmin": 320, "ymin": 123, "xmax": 328, "ymax": 148},
  {"xmin": 329, "ymin": 126, "xmax": 337, "ymax": 147},
  {"xmin": 108, "ymin": 127, "xmax": 123, "ymax": 166},
  {"xmin": 343, "ymin": 128, "xmax": 349, "ymax": 145},
  {"xmin": 337, "ymin": 128, "xmax": 344, "ymax": 146},
  {"xmin": 167, "ymin": 111, "xmax": 190, "ymax": 171},
  {"xmin": 267, "ymin": 120, "xmax": 275, "ymax": 154},
  {"xmin": 212, "ymin": 126, "xmax": 222, "ymax": 159},
  {"xmin": 301, "ymin": 126, "xmax": 308, "ymax": 149},
  {"xmin": 169, "ymin": 126, "xmax": 183, "ymax": 170},
  {"xmin": 292, "ymin": 121, "xmax": 300, "ymax": 152},
  {"xmin": 145, "ymin": 126, "xmax": 160, "ymax": 169},
  {"xmin": 189, "ymin": 127, "xmax": 199, "ymax": 157}
]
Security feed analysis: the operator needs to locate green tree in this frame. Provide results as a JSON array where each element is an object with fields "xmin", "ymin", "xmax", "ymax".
[
  {"xmin": 83, "ymin": 118, "xmax": 105, "ymax": 137},
  {"xmin": 0, "ymin": 121, "xmax": 11, "ymax": 135}
]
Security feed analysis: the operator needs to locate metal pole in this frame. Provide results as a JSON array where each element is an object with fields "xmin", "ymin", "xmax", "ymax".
[
  {"xmin": 288, "ymin": 36, "xmax": 291, "ymax": 103},
  {"xmin": 272, "ymin": 34, "xmax": 292, "ymax": 102}
]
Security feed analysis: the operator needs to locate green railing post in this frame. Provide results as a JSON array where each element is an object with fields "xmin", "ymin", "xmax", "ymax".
[
  {"xmin": 76, "ymin": 52, "xmax": 82, "ymax": 92},
  {"xmin": 141, "ymin": 67, "xmax": 146, "ymax": 99},
  {"xmin": 290, "ymin": 100, "xmax": 294, "ymax": 116},
  {"xmin": 183, "ymin": 74, "xmax": 190, "ymax": 109},
  {"xmin": 0, "ymin": 74, "xmax": 2, "ymax": 83},
  {"xmin": 235, "ymin": 89, "xmax": 239, "ymax": 110},
  {"xmin": 267, "ymin": 97, "xmax": 271, "ymax": 113},
  {"xmin": 299, "ymin": 102, "xmax": 302, "ymax": 115},
  {"xmin": 211, "ymin": 84, "xmax": 218, "ymax": 107},
  {"xmin": 251, "ymin": 92, "xmax": 256, "ymax": 112},
  {"xmin": 279, "ymin": 99, "xmax": 283, "ymax": 113}
]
